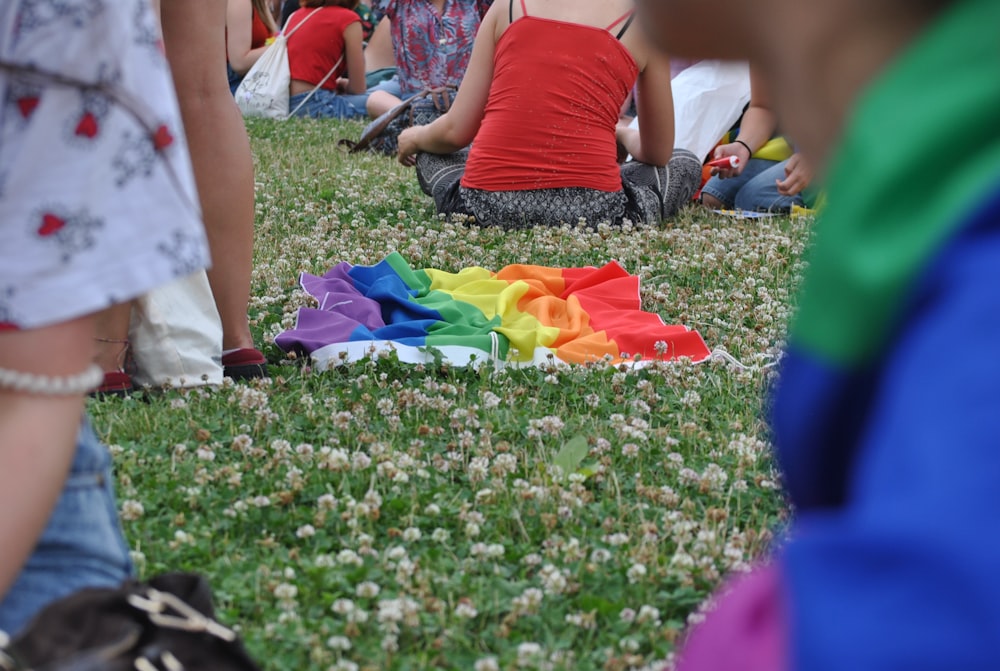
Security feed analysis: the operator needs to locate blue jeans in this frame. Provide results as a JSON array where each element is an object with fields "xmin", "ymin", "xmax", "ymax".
[
  {"xmin": 227, "ymin": 63, "xmax": 243, "ymax": 95},
  {"xmin": 0, "ymin": 417, "xmax": 132, "ymax": 636},
  {"xmin": 289, "ymin": 89, "xmax": 369, "ymax": 119},
  {"xmin": 701, "ymin": 158, "xmax": 805, "ymax": 212}
]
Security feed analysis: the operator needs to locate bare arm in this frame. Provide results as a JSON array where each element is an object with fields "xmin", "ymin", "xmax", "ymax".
[
  {"xmin": 227, "ymin": 0, "xmax": 269, "ymax": 75},
  {"xmin": 624, "ymin": 26, "xmax": 674, "ymax": 166},
  {"xmin": 397, "ymin": 2, "xmax": 500, "ymax": 163},
  {"xmin": 0, "ymin": 317, "xmax": 95, "ymax": 598},
  {"xmin": 711, "ymin": 66, "xmax": 778, "ymax": 177},
  {"xmin": 343, "ymin": 21, "xmax": 367, "ymax": 95},
  {"xmin": 364, "ymin": 17, "xmax": 395, "ymax": 72}
]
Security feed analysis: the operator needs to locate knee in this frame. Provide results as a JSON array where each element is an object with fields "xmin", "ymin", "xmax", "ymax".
[{"xmin": 701, "ymin": 192, "xmax": 724, "ymax": 208}]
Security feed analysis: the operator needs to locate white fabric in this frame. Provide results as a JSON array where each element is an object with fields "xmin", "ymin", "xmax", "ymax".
[
  {"xmin": 631, "ymin": 59, "xmax": 751, "ymax": 162},
  {"xmin": 129, "ymin": 271, "xmax": 224, "ymax": 388},
  {"xmin": 235, "ymin": 7, "xmax": 321, "ymax": 119},
  {"xmin": 0, "ymin": 0, "xmax": 208, "ymax": 330}
]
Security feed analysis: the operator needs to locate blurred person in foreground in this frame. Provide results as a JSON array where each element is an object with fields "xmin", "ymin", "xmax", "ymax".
[
  {"xmin": 0, "ymin": 0, "xmax": 208, "ymax": 633},
  {"xmin": 634, "ymin": 0, "xmax": 1000, "ymax": 668}
]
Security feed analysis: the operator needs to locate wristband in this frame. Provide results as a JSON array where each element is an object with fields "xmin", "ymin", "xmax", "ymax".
[{"xmin": 734, "ymin": 139, "xmax": 753, "ymax": 159}]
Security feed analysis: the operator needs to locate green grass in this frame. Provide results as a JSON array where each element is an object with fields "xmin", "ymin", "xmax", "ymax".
[{"xmin": 88, "ymin": 117, "xmax": 811, "ymax": 671}]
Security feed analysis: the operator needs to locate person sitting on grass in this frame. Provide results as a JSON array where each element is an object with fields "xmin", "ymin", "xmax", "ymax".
[
  {"xmin": 700, "ymin": 66, "xmax": 815, "ymax": 214},
  {"xmin": 226, "ymin": 0, "xmax": 278, "ymax": 94},
  {"xmin": 634, "ymin": 0, "xmax": 1000, "ymax": 668},
  {"xmin": 396, "ymin": 0, "xmax": 702, "ymax": 228},
  {"xmin": 286, "ymin": 0, "xmax": 369, "ymax": 119},
  {"xmin": 364, "ymin": 0, "xmax": 491, "ymax": 118}
]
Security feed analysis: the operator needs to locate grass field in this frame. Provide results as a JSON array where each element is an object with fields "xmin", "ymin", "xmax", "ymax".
[{"xmin": 88, "ymin": 118, "xmax": 811, "ymax": 671}]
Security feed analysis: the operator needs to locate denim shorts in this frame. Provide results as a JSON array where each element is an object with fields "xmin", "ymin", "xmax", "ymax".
[
  {"xmin": 289, "ymin": 88, "xmax": 369, "ymax": 120},
  {"xmin": 701, "ymin": 157, "xmax": 805, "ymax": 213},
  {"xmin": 0, "ymin": 417, "xmax": 132, "ymax": 636}
]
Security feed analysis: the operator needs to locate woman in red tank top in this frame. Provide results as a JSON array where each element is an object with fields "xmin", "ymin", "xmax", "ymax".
[
  {"xmin": 396, "ymin": 0, "xmax": 702, "ymax": 227},
  {"xmin": 227, "ymin": 0, "xmax": 278, "ymax": 93}
]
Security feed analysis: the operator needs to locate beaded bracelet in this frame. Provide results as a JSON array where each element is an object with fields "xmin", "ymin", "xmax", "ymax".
[
  {"xmin": 734, "ymin": 139, "xmax": 753, "ymax": 159},
  {"xmin": 0, "ymin": 363, "xmax": 104, "ymax": 396}
]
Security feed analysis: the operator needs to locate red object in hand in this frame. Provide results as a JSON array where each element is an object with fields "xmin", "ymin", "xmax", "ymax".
[{"xmin": 707, "ymin": 155, "xmax": 741, "ymax": 169}]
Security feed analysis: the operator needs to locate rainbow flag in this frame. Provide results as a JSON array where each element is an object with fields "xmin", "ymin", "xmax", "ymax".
[{"xmin": 275, "ymin": 253, "xmax": 710, "ymax": 369}]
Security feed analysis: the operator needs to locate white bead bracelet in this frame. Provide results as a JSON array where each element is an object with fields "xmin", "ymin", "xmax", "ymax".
[{"xmin": 0, "ymin": 363, "xmax": 104, "ymax": 395}]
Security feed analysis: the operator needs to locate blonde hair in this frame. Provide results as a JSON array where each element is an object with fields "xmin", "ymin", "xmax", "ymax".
[{"xmin": 252, "ymin": 0, "xmax": 278, "ymax": 33}]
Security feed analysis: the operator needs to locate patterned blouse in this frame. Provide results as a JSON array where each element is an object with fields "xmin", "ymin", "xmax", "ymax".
[{"xmin": 371, "ymin": 0, "xmax": 492, "ymax": 96}]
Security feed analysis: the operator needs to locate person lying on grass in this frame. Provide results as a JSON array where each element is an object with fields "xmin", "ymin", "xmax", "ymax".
[{"xmin": 396, "ymin": 0, "xmax": 702, "ymax": 228}]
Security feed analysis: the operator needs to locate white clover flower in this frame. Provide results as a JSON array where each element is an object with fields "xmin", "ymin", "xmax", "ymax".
[
  {"xmin": 120, "ymin": 499, "xmax": 144, "ymax": 521},
  {"xmin": 590, "ymin": 548, "xmax": 612, "ymax": 563},
  {"xmin": 620, "ymin": 637, "xmax": 641, "ymax": 653},
  {"xmin": 474, "ymin": 657, "xmax": 500, "ymax": 671},
  {"xmin": 538, "ymin": 564, "xmax": 568, "ymax": 595},
  {"xmin": 481, "ymin": 391, "xmax": 502, "ymax": 409},
  {"xmin": 273, "ymin": 582, "xmax": 297, "ymax": 600},
  {"xmin": 329, "ymin": 660, "xmax": 359, "ymax": 671},
  {"xmin": 424, "ymin": 503, "xmax": 441, "ymax": 516},
  {"xmin": 317, "ymin": 493, "xmax": 338, "ymax": 511},
  {"xmin": 402, "ymin": 527, "xmax": 422, "ymax": 542},
  {"xmin": 296, "ymin": 524, "xmax": 315, "ymax": 539},
  {"xmin": 356, "ymin": 581, "xmax": 381, "ymax": 598},
  {"xmin": 337, "ymin": 549, "xmax": 363, "ymax": 566},
  {"xmin": 196, "ymin": 446, "xmax": 215, "ymax": 461},
  {"xmin": 621, "ymin": 443, "xmax": 640, "ymax": 458},
  {"xmin": 326, "ymin": 635, "xmax": 352, "ymax": 651},
  {"xmin": 454, "ymin": 601, "xmax": 478, "ymax": 619},
  {"xmin": 636, "ymin": 605, "xmax": 662, "ymax": 626},
  {"xmin": 330, "ymin": 599, "xmax": 357, "ymax": 615},
  {"xmin": 603, "ymin": 532, "xmax": 629, "ymax": 546},
  {"xmin": 352, "ymin": 452, "xmax": 372, "ymax": 470},
  {"xmin": 627, "ymin": 563, "xmax": 647, "ymax": 584},
  {"xmin": 251, "ymin": 495, "xmax": 270, "ymax": 508},
  {"xmin": 516, "ymin": 642, "xmax": 543, "ymax": 668},
  {"xmin": 465, "ymin": 522, "xmax": 481, "ymax": 537},
  {"xmin": 315, "ymin": 554, "xmax": 335, "ymax": 568},
  {"xmin": 431, "ymin": 528, "xmax": 451, "ymax": 543},
  {"xmin": 386, "ymin": 546, "xmax": 407, "ymax": 561},
  {"xmin": 620, "ymin": 607, "xmax": 636, "ymax": 623}
]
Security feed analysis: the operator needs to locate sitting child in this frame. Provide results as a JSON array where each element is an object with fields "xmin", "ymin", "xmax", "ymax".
[
  {"xmin": 396, "ymin": 0, "xmax": 701, "ymax": 228},
  {"xmin": 286, "ymin": 0, "xmax": 368, "ymax": 119},
  {"xmin": 700, "ymin": 67, "xmax": 814, "ymax": 213}
]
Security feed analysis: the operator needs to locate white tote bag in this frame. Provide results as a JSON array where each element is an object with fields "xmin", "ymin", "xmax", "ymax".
[
  {"xmin": 234, "ymin": 8, "xmax": 321, "ymax": 119},
  {"xmin": 128, "ymin": 271, "xmax": 224, "ymax": 388},
  {"xmin": 628, "ymin": 60, "xmax": 751, "ymax": 162}
]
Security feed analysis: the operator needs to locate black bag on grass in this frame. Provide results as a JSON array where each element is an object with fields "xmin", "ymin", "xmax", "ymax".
[{"xmin": 0, "ymin": 573, "xmax": 261, "ymax": 671}]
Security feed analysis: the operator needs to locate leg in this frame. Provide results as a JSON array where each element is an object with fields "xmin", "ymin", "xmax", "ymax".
[
  {"xmin": 416, "ymin": 150, "xmax": 470, "ymax": 214},
  {"xmin": 621, "ymin": 149, "xmax": 702, "ymax": 224},
  {"xmin": 0, "ymin": 318, "xmax": 95, "ymax": 610},
  {"xmin": 92, "ymin": 302, "xmax": 134, "ymax": 394},
  {"xmin": 0, "ymin": 416, "xmax": 132, "ymax": 636},
  {"xmin": 159, "ymin": 0, "xmax": 258, "ymax": 358},
  {"xmin": 701, "ymin": 158, "xmax": 783, "ymax": 210},
  {"xmin": 734, "ymin": 159, "xmax": 805, "ymax": 212},
  {"xmin": 365, "ymin": 76, "xmax": 404, "ymax": 118}
]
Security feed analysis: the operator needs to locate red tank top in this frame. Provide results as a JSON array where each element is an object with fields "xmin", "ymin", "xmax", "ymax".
[
  {"xmin": 286, "ymin": 7, "xmax": 358, "ymax": 90},
  {"xmin": 461, "ymin": 7, "xmax": 638, "ymax": 193},
  {"xmin": 250, "ymin": 8, "xmax": 272, "ymax": 49}
]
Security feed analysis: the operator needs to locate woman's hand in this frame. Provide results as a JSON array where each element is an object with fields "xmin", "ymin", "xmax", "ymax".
[
  {"xmin": 397, "ymin": 126, "xmax": 421, "ymax": 167},
  {"xmin": 711, "ymin": 142, "xmax": 751, "ymax": 178},
  {"xmin": 776, "ymin": 153, "xmax": 812, "ymax": 196}
]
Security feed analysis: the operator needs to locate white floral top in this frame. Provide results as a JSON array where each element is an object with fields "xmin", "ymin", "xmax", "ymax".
[{"xmin": 0, "ymin": 0, "xmax": 209, "ymax": 330}]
